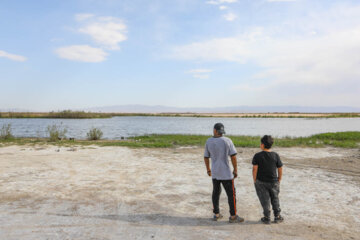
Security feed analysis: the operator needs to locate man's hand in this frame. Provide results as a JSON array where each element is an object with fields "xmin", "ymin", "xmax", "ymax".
[
  {"xmin": 204, "ymin": 157, "xmax": 211, "ymax": 177},
  {"xmin": 252, "ymin": 165, "xmax": 258, "ymax": 183},
  {"xmin": 277, "ymin": 167, "xmax": 283, "ymax": 183},
  {"xmin": 230, "ymin": 155, "xmax": 237, "ymax": 179}
]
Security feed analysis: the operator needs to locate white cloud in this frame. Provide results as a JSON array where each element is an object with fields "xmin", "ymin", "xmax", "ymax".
[
  {"xmin": 173, "ymin": 28, "xmax": 360, "ymax": 85},
  {"xmin": 172, "ymin": 37, "xmax": 249, "ymax": 62},
  {"xmin": 267, "ymin": 0, "xmax": 296, "ymax": 2},
  {"xmin": 78, "ymin": 16, "xmax": 127, "ymax": 50},
  {"xmin": 186, "ymin": 69, "xmax": 213, "ymax": 79},
  {"xmin": 223, "ymin": 13, "xmax": 237, "ymax": 21},
  {"xmin": 171, "ymin": 4, "xmax": 360, "ymax": 100},
  {"xmin": 55, "ymin": 45, "xmax": 108, "ymax": 62},
  {"xmin": 75, "ymin": 13, "xmax": 95, "ymax": 21},
  {"xmin": 186, "ymin": 69, "xmax": 213, "ymax": 73},
  {"xmin": 207, "ymin": 0, "xmax": 237, "ymax": 22},
  {"xmin": 0, "ymin": 50, "xmax": 27, "ymax": 62},
  {"xmin": 55, "ymin": 14, "xmax": 128, "ymax": 62},
  {"xmin": 206, "ymin": 0, "xmax": 237, "ymax": 5}
]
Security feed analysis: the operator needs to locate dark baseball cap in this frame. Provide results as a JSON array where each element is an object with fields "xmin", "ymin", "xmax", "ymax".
[{"xmin": 214, "ymin": 123, "xmax": 225, "ymax": 134}]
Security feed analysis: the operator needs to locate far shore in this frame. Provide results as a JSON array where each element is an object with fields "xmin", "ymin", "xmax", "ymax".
[{"xmin": 0, "ymin": 111, "xmax": 359, "ymax": 119}]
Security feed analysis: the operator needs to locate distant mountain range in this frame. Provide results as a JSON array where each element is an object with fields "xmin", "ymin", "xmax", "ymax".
[
  {"xmin": 84, "ymin": 105, "xmax": 360, "ymax": 113},
  {"xmin": 1, "ymin": 105, "xmax": 359, "ymax": 113},
  {"xmin": 0, "ymin": 108, "xmax": 32, "ymax": 112}
]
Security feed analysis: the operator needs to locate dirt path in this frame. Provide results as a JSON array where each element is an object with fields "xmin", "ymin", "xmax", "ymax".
[{"xmin": 0, "ymin": 146, "xmax": 359, "ymax": 240}]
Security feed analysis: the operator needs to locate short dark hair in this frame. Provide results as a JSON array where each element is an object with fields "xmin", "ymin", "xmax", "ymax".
[{"xmin": 261, "ymin": 135, "xmax": 274, "ymax": 149}]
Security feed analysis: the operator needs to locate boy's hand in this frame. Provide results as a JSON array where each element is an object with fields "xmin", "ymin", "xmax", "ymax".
[
  {"xmin": 233, "ymin": 171, "xmax": 238, "ymax": 178},
  {"xmin": 207, "ymin": 170, "xmax": 211, "ymax": 176}
]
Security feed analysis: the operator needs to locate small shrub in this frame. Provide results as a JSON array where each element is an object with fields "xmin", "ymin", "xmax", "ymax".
[
  {"xmin": 0, "ymin": 123, "xmax": 13, "ymax": 140},
  {"xmin": 87, "ymin": 127, "xmax": 103, "ymax": 140},
  {"xmin": 47, "ymin": 124, "xmax": 67, "ymax": 142}
]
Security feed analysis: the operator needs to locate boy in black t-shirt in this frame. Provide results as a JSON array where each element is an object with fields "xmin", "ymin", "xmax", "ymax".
[{"xmin": 252, "ymin": 135, "xmax": 284, "ymax": 224}]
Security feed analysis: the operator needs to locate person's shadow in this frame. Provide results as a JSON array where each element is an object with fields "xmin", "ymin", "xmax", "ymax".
[{"xmin": 47, "ymin": 212, "xmax": 260, "ymax": 227}]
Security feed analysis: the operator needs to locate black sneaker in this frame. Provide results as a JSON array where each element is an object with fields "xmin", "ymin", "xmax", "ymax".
[
  {"xmin": 274, "ymin": 215, "xmax": 284, "ymax": 223},
  {"xmin": 261, "ymin": 217, "xmax": 271, "ymax": 224}
]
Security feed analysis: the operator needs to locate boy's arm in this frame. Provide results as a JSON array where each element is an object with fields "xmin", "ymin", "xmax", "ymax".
[
  {"xmin": 278, "ymin": 167, "xmax": 283, "ymax": 182},
  {"xmin": 252, "ymin": 165, "xmax": 258, "ymax": 183},
  {"xmin": 204, "ymin": 157, "xmax": 211, "ymax": 176},
  {"xmin": 230, "ymin": 155, "xmax": 237, "ymax": 178}
]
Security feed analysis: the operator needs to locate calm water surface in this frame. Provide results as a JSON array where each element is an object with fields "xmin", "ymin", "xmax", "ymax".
[{"xmin": 1, "ymin": 117, "xmax": 360, "ymax": 139}]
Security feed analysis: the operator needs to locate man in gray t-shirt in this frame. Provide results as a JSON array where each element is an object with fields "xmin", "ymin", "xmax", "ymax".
[{"xmin": 204, "ymin": 123, "xmax": 244, "ymax": 223}]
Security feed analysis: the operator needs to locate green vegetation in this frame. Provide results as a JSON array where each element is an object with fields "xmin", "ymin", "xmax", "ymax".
[
  {"xmin": 87, "ymin": 127, "xmax": 103, "ymax": 140},
  {"xmin": 0, "ymin": 124, "xmax": 13, "ymax": 140},
  {"xmin": 124, "ymin": 132, "xmax": 360, "ymax": 148},
  {"xmin": 47, "ymin": 124, "xmax": 68, "ymax": 142},
  {"xmin": 0, "ymin": 110, "xmax": 359, "ymax": 119},
  {"xmin": 0, "ymin": 132, "xmax": 359, "ymax": 148}
]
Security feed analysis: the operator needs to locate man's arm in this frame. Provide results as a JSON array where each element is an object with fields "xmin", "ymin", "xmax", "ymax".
[
  {"xmin": 252, "ymin": 165, "xmax": 258, "ymax": 183},
  {"xmin": 278, "ymin": 167, "xmax": 283, "ymax": 182},
  {"xmin": 204, "ymin": 157, "xmax": 211, "ymax": 176},
  {"xmin": 230, "ymin": 155, "xmax": 238, "ymax": 178}
]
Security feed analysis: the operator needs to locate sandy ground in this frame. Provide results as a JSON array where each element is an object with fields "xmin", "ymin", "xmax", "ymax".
[{"xmin": 0, "ymin": 145, "xmax": 359, "ymax": 240}]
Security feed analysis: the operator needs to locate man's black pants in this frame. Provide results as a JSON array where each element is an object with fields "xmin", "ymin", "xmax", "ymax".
[
  {"xmin": 212, "ymin": 179, "xmax": 236, "ymax": 216},
  {"xmin": 254, "ymin": 180, "xmax": 281, "ymax": 218}
]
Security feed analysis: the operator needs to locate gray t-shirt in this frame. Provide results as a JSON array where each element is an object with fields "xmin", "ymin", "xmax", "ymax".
[{"xmin": 204, "ymin": 136, "xmax": 237, "ymax": 180}]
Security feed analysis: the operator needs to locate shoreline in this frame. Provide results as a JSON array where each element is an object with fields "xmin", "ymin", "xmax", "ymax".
[
  {"xmin": 1, "ymin": 111, "xmax": 360, "ymax": 119},
  {"xmin": 1, "ymin": 131, "xmax": 359, "ymax": 148}
]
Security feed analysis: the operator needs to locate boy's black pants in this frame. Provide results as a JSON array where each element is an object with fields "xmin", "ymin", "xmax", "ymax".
[
  {"xmin": 212, "ymin": 179, "xmax": 236, "ymax": 216},
  {"xmin": 255, "ymin": 180, "xmax": 281, "ymax": 218}
]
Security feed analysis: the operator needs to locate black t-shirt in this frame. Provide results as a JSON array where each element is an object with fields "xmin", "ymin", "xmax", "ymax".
[{"xmin": 252, "ymin": 151, "xmax": 283, "ymax": 182}]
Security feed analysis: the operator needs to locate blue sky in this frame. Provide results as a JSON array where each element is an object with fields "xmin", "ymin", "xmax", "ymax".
[{"xmin": 1, "ymin": 0, "xmax": 359, "ymax": 111}]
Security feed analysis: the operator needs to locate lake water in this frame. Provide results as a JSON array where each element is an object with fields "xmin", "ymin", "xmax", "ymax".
[{"xmin": 1, "ymin": 117, "xmax": 359, "ymax": 139}]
